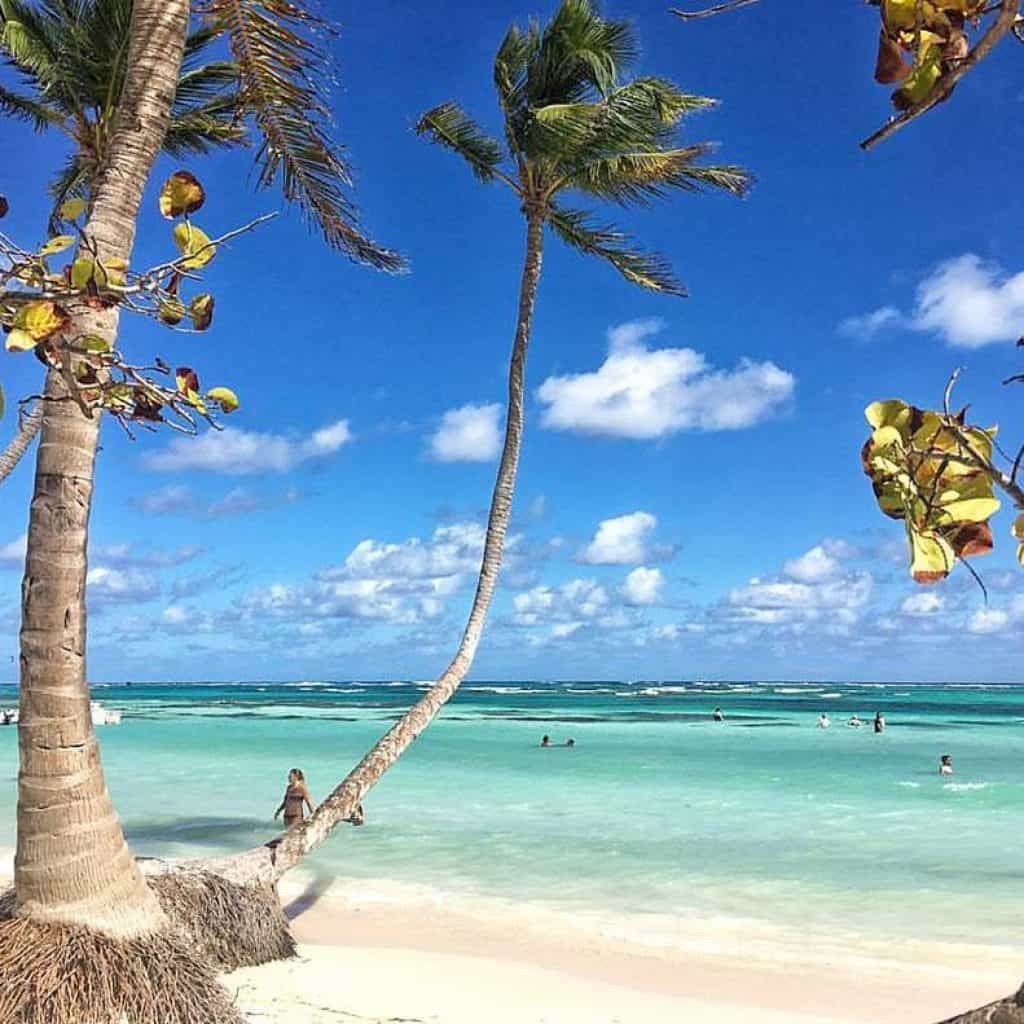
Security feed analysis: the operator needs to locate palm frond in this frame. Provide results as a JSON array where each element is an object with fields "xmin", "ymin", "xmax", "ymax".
[
  {"xmin": 416, "ymin": 102, "xmax": 505, "ymax": 183},
  {"xmin": 0, "ymin": 82, "xmax": 60, "ymax": 129},
  {"xmin": 165, "ymin": 95, "xmax": 247, "ymax": 155},
  {"xmin": 0, "ymin": 0, "xmax": 61, "ymax": 77},
  {"xmin": 527, "ymin": 0, "xmax": 636, "ymax": 107},
  {"xmin": 546, "ymin": 204, "xmax": 685, "ymax": 296},
  {"xmin": 172, "ymin": 61, "xmax": 240, "ymax": 109},
  {"xmin": 569, "ymin": 147, "xmax": 751, "ymax": 206},
  {"xmin": 45, "ymin": 152, "xmax": 89, "ymax": 234},
  {"xmin": 200, "ymin": 0, "xmax": 403, "ymax": 272}
]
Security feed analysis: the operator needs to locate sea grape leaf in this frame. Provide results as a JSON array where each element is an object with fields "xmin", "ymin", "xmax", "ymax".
[
  {"xmin": 159, "ymin": 298, "xmax": 186, "ymax": 326},
  {"xmin": 59, "ymin": 197, "xmax": 86, "ymax": 222},
  {"xmin": 909, "ymin": 528, "xmax": 954, "ymax": 583},
  {"xmin": 894, "ymin": 46, "xmax": 942, "ymax": 108},
  {"xmin": 189, "ymin": 294, "xmax": 214, "ymax": 331},
  {"xmin": 39, "ymin": 235, "xmax": 75, "ymax": 257},
  {"xmin": 5, "ymin": 329, "xmax": 37, "ymax": 352},
  {"xmin": 206, "ymin": 386, "xmax": 239, "ymax": 413},
  {"xmin": 159, "ymin": 171, "xmax": 205, "ymax": 220},
  {"xmin": 14, "ymin": 301, "xmax": 69, "ymax": 342},
  {"xmin": 172, "ymin": 222, "xmax": 216, "ymax": 269}
]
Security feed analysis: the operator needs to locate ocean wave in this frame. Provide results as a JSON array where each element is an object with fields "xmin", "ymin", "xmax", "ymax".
[
  {"xmin": 943, "ymin": 782, "xmax": 990, "ymax": 792},
  {"xmin": 897, "ymin": 781, "xmax": 921, "ymax": 789},
  {"xmin": 821, "ymin": 692, "xmax": 843, "ymax": 699}
]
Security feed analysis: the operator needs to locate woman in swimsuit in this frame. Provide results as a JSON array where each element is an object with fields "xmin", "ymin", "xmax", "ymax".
[{"xmin": 274, "ymin": 768, "xmax": 314, "ymax": 828}]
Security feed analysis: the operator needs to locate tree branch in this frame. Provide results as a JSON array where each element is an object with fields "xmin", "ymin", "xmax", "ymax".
[
  {"xmin": 861, "ymin": 0, "xmax": 1022, "ymax": 150},
  {"xmin": 669, "ymin": 0, "xmax": 759, "ymax": 20}
]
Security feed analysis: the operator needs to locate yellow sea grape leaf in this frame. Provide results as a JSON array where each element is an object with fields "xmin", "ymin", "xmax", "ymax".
[
  {"xmin": 172, "ymin": 222, "xmax": 216, "ymax": 269},
  {"xmin": 206, "ymin": 386, "xmax": 239, "ymax": 413},
  {"xmin": 14, "ymin": 300, "xmax": 69, "ymax": 341},
  {"xmin": 59, "ymin": 198, "xmax": 86, "ymax": 221},
  {"xmin": 70, "ymin": 258, "xmax": 126, "ymax": 289},
  {"xmin": 39, "ymin": 235, "xmax": 75, "ymax": 257},
  {"xmin": 895, "ymin": 46, "xmax": 942, "ymax": 108},
  {"xmin": 865, "ymin": 399, "xmax": 911, "ymax": 431},
  {"xmin": 159, "ymin": 171, "xmax": 205, "ymax": 219},
  {"xmin": 82, "ymin": 335, "xmax": 110, "ymax": 353},
  {"xmin": 909, "ymin": 529, "xmax": 954, "ymax": 583},
  {"xmin": 871, "ymin": 424, "xmax": 905, "ymax": 450},
  {"xmin": 938, "ymin": 496, "xmax": 1001, "ymax": 525},
  {"xmin": 189, "ymin": 294, "xmax": 214, "ymax": 331},
  {"xmin": 882, "ymin": 0, "xmax": 919, "ymax": 30},
  {"xmin": 4, "ymin": 329, "xmax": 36, "ymax": 352},
  {"xmin": 159, "ymin": 298, "xmax": 186, "ymax": 326},
  {"xmin": 1013, "ymin": 514, "xmax": 1024, "ymax": 541}
]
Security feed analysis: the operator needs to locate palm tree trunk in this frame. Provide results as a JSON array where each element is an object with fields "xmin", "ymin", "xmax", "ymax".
[
  {"xmin": 15, "ymin": 0, "xmax": 191, "ymax": 939},
  {"xmin": 0, "ymin": 404, "xmax": 42, "ymax": 484},
  {"xmin": 214, "ymin": 209, "xmax": 547, "ymax": 887}
]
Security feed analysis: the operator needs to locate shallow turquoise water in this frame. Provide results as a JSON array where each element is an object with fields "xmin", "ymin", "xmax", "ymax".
[{"xmin": 1, "ymin": 680, "xmax": 1022, "ymax": 948}]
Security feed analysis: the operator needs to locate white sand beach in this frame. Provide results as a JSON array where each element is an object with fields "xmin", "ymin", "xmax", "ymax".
[
  {"xmin": 0, "ymin": 852, "xmax": 1020, "ymax": 1022},
  {"xmin": 222, "ymin": 872, "xmax": 1021, "ymax": 1024}
]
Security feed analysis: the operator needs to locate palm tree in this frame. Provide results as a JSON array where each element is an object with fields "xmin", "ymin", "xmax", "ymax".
[
  {"xmin": 210, "ymin": 0, "xmax": 750, "ymax": 887},
  {"xmin": 0, "ymin": 0, "xmax": 403, "ymax": 480}
]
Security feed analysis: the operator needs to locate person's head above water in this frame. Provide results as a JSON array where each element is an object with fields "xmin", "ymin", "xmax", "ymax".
[
  {"xmin": 541, "ymin": 735, "xmax": 550, "ymax": 746},
  {"xmin": 288, "ymin": 768, "xmax": 305, "ymax": 784},
  {"xmin": 567, "ymin": 738, "xmax": 576, "ymax": 747}
]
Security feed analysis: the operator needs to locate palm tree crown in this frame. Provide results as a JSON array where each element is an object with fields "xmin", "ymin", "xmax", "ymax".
[
  {"xmin": 0, "ymin": 0, "xmax": 399, "ymax": 268},
  {"xmin": 417, "ymin": 0, "xmax": 750, "ymax": 295},
  {"xmin": 0, "ymin": 0, "xmax": 241, "ymax": 231}
]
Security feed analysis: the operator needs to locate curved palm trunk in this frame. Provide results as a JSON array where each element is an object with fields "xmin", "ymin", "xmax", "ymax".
[
  {"xmin": 16, "ymin": 0, "xmax": 191, "ymax": 939},
  {"xmin": 0, "ymin": 405, "xmax": 42, "ymax": 484},
  {"xmin": 216, "ymin": 210, "xmax": 546, "ymax": 886}
]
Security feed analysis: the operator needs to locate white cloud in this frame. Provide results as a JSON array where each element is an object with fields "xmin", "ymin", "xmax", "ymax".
[
  {"xmin": 966, "ymin": 607, "xmax": 1009, "ymax": 634},
  {"xmin": 913, "ymin": 255, "xmax": 1024, "ymax": 348},
  {"xmin": 0, "ymin": 533, "xmax": 27, "ymax": 568},
  {"xmin": 838, "ymin": 306, "xmax": 903, "ymax": 341},
  {"xmin": 783, "ymin": 545, "xmax": 841, "ymax": 584},
  {"xmin": 87, "ymin": 566, "xmax": 159, "ymax": 604},
  {"xmin": 144, "ymin": 419, "xmax": 352, "ymax": 474},
  {"xmin": 513, "ymin": 578, "xmax": 611, "ymax": 626},
  {"xmin": 537, "ymin": 320, "xmax": 794, "ymax": 438},
  {"xmin": 137, "ymin": 485, "xmax": 195, "ymax": 515},
  {"xmin": 841, "ymin": 255, "xmax": 1024, "ymax": 350},
  {"xmin": 901, "ymin": 592, "xmax": 945, "ymax": 616},
  {"xmin": 429, "ymin": 403, "xmax": 502, "ymax": 462},
  {"xmin": 622, "ymin": 566, "xmax": 664, "ymax": 606},
  {"xmin": 579, "ymin": 511, "xmax": 658, "ymax": 565},
  {"xmin": 91, "ymin": 542, "xmax": 201, "ymax": 568}
]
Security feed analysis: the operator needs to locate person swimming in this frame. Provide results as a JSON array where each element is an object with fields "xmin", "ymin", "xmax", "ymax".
[
  {"xmin": 274, "ymin": 768, "xmax": 314, "ymax": 829},
  {"xmin": 818, "ymin": 713, "xmax": 831, "ymax": 729},
  {"xmin": 848, "ymin": 715, "xmax": 862, "ymax": 728},
  {"xmin": 874, "ymin": 711, "xmax": 885, "ymax": 734},
  {"xmin": 712, "ymin": 707, "xmax": 724, "ymax": 721},
  {"xmin": 940, "ymin": 754, "xmax": 953, "ymax": 776},
  {"xmin": 541, "ymin": 735, "xmax": 551, "ymax": 747},
  {"xmin": 566, "ymin": 738, "xmax": 576, "ymax": 748}
]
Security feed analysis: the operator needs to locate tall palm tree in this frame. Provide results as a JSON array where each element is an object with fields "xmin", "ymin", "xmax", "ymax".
[
  {"xmin": 0, "ymin": 0, "xmax": 405, "ymax": 480},
  {"xmin": 215, "ymin": 0, "xmax": 750, "ymax": 886}
]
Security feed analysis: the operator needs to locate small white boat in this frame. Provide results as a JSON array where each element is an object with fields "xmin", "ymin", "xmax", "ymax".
[
  {"xmin": 91, "ymin": 701, "xmax": 122, "ymax": 726},
  {"xmin": 0, "ymin": 707, "xmax": 18, "ymax": 725}
]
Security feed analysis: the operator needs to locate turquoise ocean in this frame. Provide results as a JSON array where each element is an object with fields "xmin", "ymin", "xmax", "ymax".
[{"xmin": 1, "ymin": 680, "xmax": 1022, "ymax": 956}]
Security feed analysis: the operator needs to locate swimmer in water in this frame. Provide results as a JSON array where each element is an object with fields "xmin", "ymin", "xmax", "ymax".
[
  {"xmin": 818, "ymin": 713, "xmax": 831, "ymax": 729},
  {"xmin": 940, "ymin": 754, "xmax": 953, "ymax": 776},
  {"xmin": 541, "ymin": 735, "xmax": 551, "ymax": 747},
  {"xmin": 848, "ymin": 715, "xmax": 862, "ymax": 728},
  {"xmin": 566, "ymin": 738, "xmax": 576, "ymax": 748},
  {"xmin": 712, "ymin": 707, "xmax": 724, "ymax": 721},
  {"xmin": 874, "ymin": 711, "xmax": 885, "ymax": 734}
]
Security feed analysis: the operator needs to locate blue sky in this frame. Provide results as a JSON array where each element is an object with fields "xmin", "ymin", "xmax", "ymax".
[{"xmin": 2, "ymin": 0, "xmax": 1023, "ymax": 682}]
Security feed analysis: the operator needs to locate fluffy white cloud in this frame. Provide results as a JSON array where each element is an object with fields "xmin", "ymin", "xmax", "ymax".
[
  {"xmin": 783, "ymin": 545, "xmax": 840, "ymax": 584},
  {"xmin": 838, "ymin": 306, "xmax": 903, "ymax": 341},
  {"xmin": 966, "ymin": 607, "xmax": 1009, "ymax": 634},
  {"xmin": 622, "ymin": 566, "xmax": 664, "ymax": 606},
  {"xmin": 842, "ymin": 255, "xmax": 1024, "ymax": 349},
  {"xmin": 537, "ymin": 319, "xmax": 794, "ymax": 438},
  {"xmin": 144, "ymin": 419, "xmax": 352, "ymax": 474},
  {"xmin": 901, "ymin": 592, "xmax": 945, "ymax": 616},
  {"xmin": 512, "ymin": 578, "xmax": 611, "ymax": 626},
  {"xmin": 579, "ymin": 511, "xmax": 658, "ymax": 565},
  {"xmin": 914, "ymin": 255, "xmax": 1024, "ymax": 348},
  {"xmin": 429, "ymin": 403, "xmax": 502, "ymax": 462},
  {"xmin": 91, "ymin": 542, "xmax": 201, "ymax": 568},
  {"xmin": 87, "ymin": 566, "xmax": 159, "ymax": 604},
  {"xmin": 0, "ymin": 533, "xmax": 26, "ymax": 568}
]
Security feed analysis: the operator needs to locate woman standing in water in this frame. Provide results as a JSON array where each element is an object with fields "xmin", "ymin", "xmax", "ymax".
[{"xmin": 274, "ymin": 767, "xmax": 315, "ymax": 828}]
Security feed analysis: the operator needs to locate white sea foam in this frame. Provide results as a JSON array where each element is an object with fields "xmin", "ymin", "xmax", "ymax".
[
  {"xmin": 943, "ymin": 782, "xmax": 990, "ymax": 792},
  {"xmin": 898, "ymin": 781, "xmax": 921, "ymax": 789}
]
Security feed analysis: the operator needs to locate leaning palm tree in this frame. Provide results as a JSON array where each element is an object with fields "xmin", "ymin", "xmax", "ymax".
[
  {"xmin": 204, "ymin": 0, "xmax": 750, "ymax": 887},
  {"xmin": 0, "ymin": 0, "xmax": 402, "ymax": 479}
]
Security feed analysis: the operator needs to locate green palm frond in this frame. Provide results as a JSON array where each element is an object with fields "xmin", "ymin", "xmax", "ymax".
[
  {"xmin": 416, "ymin": 103, "xmax": 505, "ymax": 183},
  {"xmin": 547, "ymin": 204, "xmax": 685, "ymax": 296},
  {"xmin": 569, "ymin": 147, "xmax": 751, "ymax": 206},
  {"xmin": 45, "ymin": 152, "xmax": 89, "ymax": 233},
  {"xmin": 0, "ymin": 82, "xmax": 60, "ymax": 129},
  {"xmin": 201, "ymin": 0, "xmax": 403, "ymax": 272},
  {"xmin": 173, "ymin": 61, "xmax": 240, "ymax": 109},
  {"xmin": 165, "ymin": 95, "xmax": 247, "ymax": 156},
  {"xmin": 0, "ymin": 0, "xmax": 62, "ymax": 76}
]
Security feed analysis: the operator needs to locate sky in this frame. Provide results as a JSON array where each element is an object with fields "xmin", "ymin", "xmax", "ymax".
[{"xmin": 1, "ymin": 0, "xmax": 1023, "ymax": 683}]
